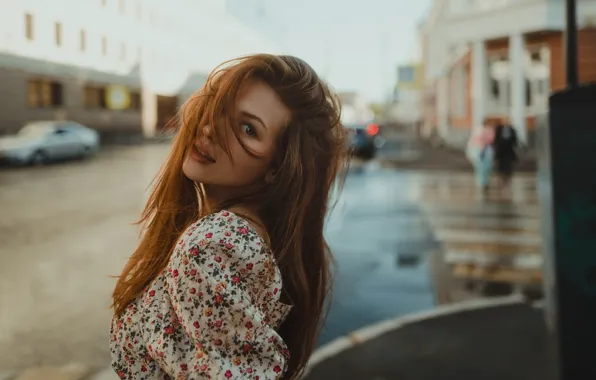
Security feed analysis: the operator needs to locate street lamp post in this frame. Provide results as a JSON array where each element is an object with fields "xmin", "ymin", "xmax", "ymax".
[
  {"xmin": 539, "ymin": 1, "xmax": 596, "ymax": 379},
  {"xmin": 564, "ymin": 0, "xmax": 578, "ymax": 88}
]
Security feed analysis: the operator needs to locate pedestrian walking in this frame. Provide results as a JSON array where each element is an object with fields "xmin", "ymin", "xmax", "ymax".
[
  {"xmin": 110, "ymin": 54, "xmax": 349, "ymax": 380},
  {"xmin": 466, "ymin": 118, "xmax": 495, "ymax": 195},
  {"xmin": 493, "ymin": 117, "xmax": 519, "ymax": 196}
]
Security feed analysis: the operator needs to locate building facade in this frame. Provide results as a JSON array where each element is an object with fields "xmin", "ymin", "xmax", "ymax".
[
  {"xmin": 338, "ymin": 92, "xmax": 374, "ymax": 125},
  {"xmin": 420, "ymin": 0, "xmax": 596, "ymax": 148},
  {"xmin": 0, "ymin": 0, "xmax": 276, "ymax": 138},
  {"xmin": 389, "ymin": 64, "xmax": 424, "ymax": 124}
]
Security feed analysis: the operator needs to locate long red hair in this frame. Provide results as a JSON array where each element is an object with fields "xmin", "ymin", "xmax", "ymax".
[{"xmin": 112, "ymin": 54, "xmax": 348, "ymax": 378}]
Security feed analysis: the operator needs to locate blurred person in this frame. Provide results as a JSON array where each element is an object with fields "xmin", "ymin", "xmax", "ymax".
[
  {"xmin": 110, "ymin": 54, "xmax": 348, "ymax": 379},
  {"xmin": 466, "ymin": 118, "xmax": 495, "ymax": 195},
  {"xmin": 493, "ymin": 117, "xmax": 519, "ymax": 196}
]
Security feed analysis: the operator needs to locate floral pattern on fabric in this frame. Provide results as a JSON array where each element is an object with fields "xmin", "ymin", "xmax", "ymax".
[{"xmin": 110, "ymin": 210, "xmax": 292, "ymax": 379}]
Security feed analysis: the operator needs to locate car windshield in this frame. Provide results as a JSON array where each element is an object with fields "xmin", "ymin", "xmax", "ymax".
[{"xmin": 18, "ymin": 123, "xmax": 54, "ymax": 137}]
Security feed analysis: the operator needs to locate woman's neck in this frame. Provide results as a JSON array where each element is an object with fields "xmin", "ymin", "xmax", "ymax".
[{"xmin": 203, "ymin": 184, "xmax": 260, "ymax": 218}]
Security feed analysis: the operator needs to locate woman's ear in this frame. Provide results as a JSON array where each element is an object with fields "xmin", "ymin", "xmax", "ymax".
[{"xmin": 265, "ymin": 169, "xmax": 277, "ymax": 184}]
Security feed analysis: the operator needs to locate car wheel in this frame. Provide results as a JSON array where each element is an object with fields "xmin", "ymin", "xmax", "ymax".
[
  {"xmin": 30, "ymin": 150, "xmax": 49, "ymax": 166},
  {"xmin": 82, "ymin": 145, "xmax": 93, "ymax": 157}
]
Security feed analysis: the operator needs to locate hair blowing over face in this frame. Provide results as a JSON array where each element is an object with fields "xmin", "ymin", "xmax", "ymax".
[{"xmin": 112, "ymin": 54, "xmax": 349, "ymax": 378}]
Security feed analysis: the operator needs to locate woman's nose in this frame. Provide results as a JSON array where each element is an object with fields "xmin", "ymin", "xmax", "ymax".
[{"xmin": 202, "ymin": 125, "xmax": 213, "ymax": 138}]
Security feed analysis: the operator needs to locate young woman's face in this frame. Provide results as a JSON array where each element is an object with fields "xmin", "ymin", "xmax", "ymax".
[{"xmin": 182, "ymin": 81, "xmax": 291, "ymax": 190}]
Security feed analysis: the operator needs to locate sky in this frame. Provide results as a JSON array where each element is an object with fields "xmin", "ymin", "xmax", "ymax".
[{"xmin": 228, "ymin": 0, "xmax": 432, "ymax": 102}]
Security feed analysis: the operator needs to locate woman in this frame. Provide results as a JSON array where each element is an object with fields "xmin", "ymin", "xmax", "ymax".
[
  {"xmin": 466, "ymin": 119, "xmax": 495, "ymax": 194},
  {"xmin": 493, "ymin": 117, "xmax": 519, "ymax": 196},
  {"xmin": 110, "ymin": 54, "xmax": 348, "ymax": 379}
]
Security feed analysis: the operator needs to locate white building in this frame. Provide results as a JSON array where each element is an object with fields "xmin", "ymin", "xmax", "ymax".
[
  {"xmin": 338, "ymin": 92, "xmax": 374, "ymax": 125},
  {"xmin": 0, "ymin": 0, "xmax": 277, "ymax": 138},
  {"xmin": 420, "ymin": 0, "xmax": 596, "ymax": 148}
]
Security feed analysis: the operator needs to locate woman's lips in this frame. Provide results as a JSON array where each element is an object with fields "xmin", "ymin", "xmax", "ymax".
[{"xmin": 190, "ymin": 145, "xmax": 216, "ymax": 164}]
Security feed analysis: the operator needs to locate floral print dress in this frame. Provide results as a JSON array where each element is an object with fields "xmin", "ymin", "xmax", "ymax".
[{"xmin": 110, "ymin": 210, "xmax": 293, "ymax": 379}]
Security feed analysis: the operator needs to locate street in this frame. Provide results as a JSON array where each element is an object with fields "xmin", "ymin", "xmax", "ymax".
[{"xmin": 0, "ymin": 143, "xmax": 540, "ymax": 376}]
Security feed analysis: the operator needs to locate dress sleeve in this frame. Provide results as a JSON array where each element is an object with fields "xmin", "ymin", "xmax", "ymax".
[{"xmin": 156, "ymin": 216, "xmax": 290, "ymax": 379}]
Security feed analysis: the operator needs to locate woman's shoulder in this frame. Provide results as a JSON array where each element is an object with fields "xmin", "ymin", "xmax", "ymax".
[
  {"xmin": 192, "ymin": 210, "xmax": 264, "ymax": 241},
  {"xmin": 176, "ymin": 210, "xmax": 271, "ymax": 263}
]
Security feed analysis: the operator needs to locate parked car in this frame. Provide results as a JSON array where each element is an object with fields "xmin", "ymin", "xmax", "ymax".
[
  {"xmin": 346, "ymin": 122, "xmax": 383, "ymax": 160},
  {"xmin": 0, "ymin": 121, "xmax": 100, "ymax": 165}
]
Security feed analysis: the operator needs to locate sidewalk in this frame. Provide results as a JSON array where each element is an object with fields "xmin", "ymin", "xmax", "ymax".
[
  {"xmin": 304, "ymin": 298, "xmax": 550, "ymax": 380},
  {"xmin": 378, "ymin": 139, "xmax": 537, "ymax": 173}
]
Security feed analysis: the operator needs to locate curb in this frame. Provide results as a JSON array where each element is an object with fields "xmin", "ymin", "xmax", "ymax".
[{"xmin": 306, "ymin": 294, "xmax": 525, "ymax": 371}]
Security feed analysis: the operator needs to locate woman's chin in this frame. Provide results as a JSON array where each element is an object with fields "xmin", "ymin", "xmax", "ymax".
[{"xmin": 182, "ymin": 159, "xmax": 210, "ymax": 183}]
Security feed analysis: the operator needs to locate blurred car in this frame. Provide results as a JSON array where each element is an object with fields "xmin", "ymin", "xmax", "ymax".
[
  {"xmin": 346, "ymin": 122, "xmax": 383, "ymax": 160},
  {"xmin": 0, "ymin": 121, "xmax": 100, "ymax": 165}
]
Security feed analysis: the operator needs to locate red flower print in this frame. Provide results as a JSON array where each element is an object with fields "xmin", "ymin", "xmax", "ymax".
[
  {"xmin": 213, "ymin": 338, "xmax": 223, "ymax": 346},
  {"xmin": 193, "ymin": 321, "xmax": 200, "ymax": 329},
  {"xmin": 274, "ymin": 365, "xmax": 282, "ymax": 373},
  {"xmin": 199, "ymin": 364, "xmax": 208, "ymax": 371},
  {"xmin": 180, "ymin": 363, "xmax": 188, "ymax": 371},
  {"xmin": 245, "ymin": 321, "xmax": 253, "ymax": 329},
  {"xmin": 190, "ymin": 288, "xmax": 196, "ymax": 294},
  {"xmin": 225, "ymin": 370, "xmax": 233, "ymax": 379},
  {"xmin": 225, "ymin": 243, "xmax": 234, "ymax": 250},
  {"xmin": 215, "ymin": 320, "xmax": 223, "ymax": 328},
  {"xmin": 215, "ymin": 294, "xmax": 223, "ymax": 304},
  {"xmin": 172, "ymin": 270, "xmax": 179, "ymax": 278},
  {"xmin": 273, "ymin": 288, "xmax": 278, "ymax": 295},
  {"xmin": 117, "ymin": 371, "xmax": 126, "ymax": 379},
  {"xmin": 215, "ymin": 256, "xmax": 222, "ymax": 263},
  {"xmin": 189, "ymin": 247, "xmax": 199, "ymax": 256},
  {"xmin": 222, "ymin": 211, "xmax": 230, "ymax": 216},
  {"xmin": 205, "ymin": 232, "xmax": 213, "ymax": 238},
  {"xmin": 246, "ymin": 368, "xmax": 253, "ymax": 374},
  {"xmin": 225, "ymin": 231, "xmax": 232, "ymax": 237},
  {"xmin": 238, "ymin": 227, "xmax": 249, "ymax": 235},
  {"xmin": 243, "ymin": 343, "xmax": 252, "ymax": 354},
  {"xmin": 141, "ymin": 365, "xmax": 147, "ymax": 372},
  {"xmin": 232, "ymin": 275, "xmax": 240, "ymax": 284},
  {"xmin": 149, "ymin": 290, "xmax": 156, "ymax": 297},
  {"xmin": 247, "ymin": 263, "xmax": 254, "ymax": 270},
  {"xmin": 164, "ymin": 326, "xmax": 175, "ymax": 335}
]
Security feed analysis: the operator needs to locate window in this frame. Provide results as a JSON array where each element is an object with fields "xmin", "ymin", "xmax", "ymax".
[
  {"xmin": 27, "ymin": 80, "xmax": 64, "ymax": 108},
  {"xmin": 55, "ymin": 22, "xmax": 62, "ymax": 46},
  {"xmin": 129, "ymin": 91, "xmax": 141, "ymax": 110},
  {"xmin": 84, "ymin": 86, "xmax": 107, "ymax": 108},
  {"xmin": 101, "ymin": 36, "xmax": 108, "ymax": 56},
  {"xmin": 25, "ymin": 13, "xmax": 33, "ymax": 40},
  {"xmin": 80, "ymin": 30, "xmax": 86, "ymax": 51}
]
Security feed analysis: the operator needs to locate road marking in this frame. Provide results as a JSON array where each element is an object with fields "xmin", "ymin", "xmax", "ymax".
[
  {"xmin": 426, "ymin": 214, "xmax": 541, "ymax": 230},
  {"xmin": 434, "ymin": 229, "xmax": 542, "ymax": 246}
]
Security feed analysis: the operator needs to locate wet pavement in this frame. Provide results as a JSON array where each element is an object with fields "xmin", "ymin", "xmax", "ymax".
[
  {"xmin": 321, "ymin": 165, "xmax": 439, "ymax": 345},
  {"xmin": 0, "ymin": 142, "xmax": 542, "ymax": 378}
]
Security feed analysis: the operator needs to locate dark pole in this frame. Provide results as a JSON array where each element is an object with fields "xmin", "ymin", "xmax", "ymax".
[{"xmin": 565, "ymin": 0, "xmax": 578, "ymax": 88}]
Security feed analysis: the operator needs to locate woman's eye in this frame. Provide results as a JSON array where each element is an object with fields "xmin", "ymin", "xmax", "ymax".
[{"xmin": 242, "ymin": 123, "xmax": 257, "ymax": 137}]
